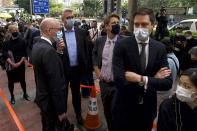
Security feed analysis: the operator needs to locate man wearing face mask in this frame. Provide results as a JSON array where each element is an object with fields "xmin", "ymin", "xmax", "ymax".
[
  {"xmin": 112, "ymin": 8, "xmax": 172, "ymax": 131},
  {"xmin": 157, "ymin": 68, "xmax": 197, "ymax": 131},
  {"xmin": 92, "ymin": 14, "xmax": 123, "ymax": 131},
  {"xmin": 31, "ymin": 18, "xmax": 67, "ymax": 131},
  {"xmin": 59, "ymin": 8, "xmax": 91, "ymax": 125}
]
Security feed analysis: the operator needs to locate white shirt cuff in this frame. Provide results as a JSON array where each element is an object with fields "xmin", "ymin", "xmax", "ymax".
[{"xmin": 144, "ymin": 76, "xmax": 148, "ymax": 90}]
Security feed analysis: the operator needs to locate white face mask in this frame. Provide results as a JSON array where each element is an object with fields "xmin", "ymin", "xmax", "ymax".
[
  {"xmin": 186, "ymin": 36, "xmax": 192, "ymax": 40},
  {"xmin": 134, "ymin": 27, "xmax": 149, "ymax": 42},
  {"xmin": 176, "ymin": 85, "xmax": 197, "ymax": 102},
  {"xmin": 176, "ymin": 33, "xmax": 182, "ymax": 36}
]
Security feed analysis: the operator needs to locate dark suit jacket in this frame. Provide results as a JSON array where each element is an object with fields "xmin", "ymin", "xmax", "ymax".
[
  {"xmin": 92, "ymin": 35, "xmax": 124, "ymax": 69},
  {"xmin": 112, "ymin": 35, "xmax": 172, "ymax": 123},
  {"xmin": 31, "ymin": 39, "xmax": 67, "ymax": 115},
  {"xmin": 60, "ymin": 28, "xmax": 90, "ymax": 76}
]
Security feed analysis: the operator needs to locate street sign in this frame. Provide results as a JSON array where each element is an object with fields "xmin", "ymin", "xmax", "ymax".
[{"xmin": 33, "ymin": 0, "xmax": 49, "ymax": 14}]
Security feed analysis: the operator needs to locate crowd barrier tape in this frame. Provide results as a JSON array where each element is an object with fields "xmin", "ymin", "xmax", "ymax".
[
  {"xmin": 0, "ymin": 88, "xmax": 25, "ymax": 131},
  {"xmin": 80, "ymin": 84, "xmax": 100, "ymax": 94}
]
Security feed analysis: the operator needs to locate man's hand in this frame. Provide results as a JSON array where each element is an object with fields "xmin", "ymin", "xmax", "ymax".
[
  {"xmin": 58, "ymin": 113, "xmax": 67, "ymax": 122},
  {"xmin": 56, "ymin": 39, "xmax": 65, "ymax": 54},
  {"xmin": 154, "ymin": 67, "xmax": 171, "ymax": 79},
  {"xmin": 125, "ymin": 71, "xmax": 141, "ymax": 83}
]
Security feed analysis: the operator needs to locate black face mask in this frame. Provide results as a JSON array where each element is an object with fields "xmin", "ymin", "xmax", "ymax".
[
  {"xmin": 111, "ymin": 24, "xmax": 120, "ymax": 35},
  {"xmin": 12, "ymin": 32, "xmax": 19, "ymax": 37}
]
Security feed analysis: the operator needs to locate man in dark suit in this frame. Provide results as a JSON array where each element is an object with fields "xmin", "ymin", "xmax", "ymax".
[
  {"xmin": 92, "ymin": 14, "xmax": 123, "ymax": 131},
  {"xmin": 112, "ymin": 8, "xmax": 173, "ymax": 131},
  {"xmin": 60, "ymin": 8, "xmax": 90, "ymax": 125},
  {"xmin": 31, "ymin": 18, "xmax": 67, "ymax": 131}
]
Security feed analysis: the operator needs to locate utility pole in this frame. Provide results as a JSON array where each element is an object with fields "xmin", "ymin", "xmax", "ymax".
[
  {"xmin": 128, "ymin": 0, "xmax": 138, "ymax": 32},
  {"xmin": 30, "ymin": 0, "xmax": 32, "ymax": 20}
]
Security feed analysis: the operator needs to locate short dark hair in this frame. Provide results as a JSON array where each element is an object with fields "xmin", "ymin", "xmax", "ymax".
[
  {"xmin": 181, "ymin": 68, "xmax": 197, "ymax": 88},
  {"xmin": 104, "ymin": 14, "xmax": 120, "ymax": 26},
  {"xmin": 185, "ymin": 31, "xmax": 192, "ymax": 35},
  {"xmin": 160, "ymin": 37, "xmax": 174, "ymax": 53},
  {"xmin": 133, "ymin": 8, "xmax": 155, "ymax": 24}
]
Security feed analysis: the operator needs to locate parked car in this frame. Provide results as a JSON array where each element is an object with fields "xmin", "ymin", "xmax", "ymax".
[
  {"xmin": 168, "ymin": 19, "xmax": 197, "ymax": 38},
  {"xmin": 168, "ymin": 19, "xmax": 197, "ymax": 32}
]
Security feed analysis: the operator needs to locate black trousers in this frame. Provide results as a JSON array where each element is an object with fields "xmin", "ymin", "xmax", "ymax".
[
  {"xmin": 6, "ymin": 65, "xmax": 27, "ymax": 98},
  {"xmin": 65, "ymin": 66, "xmax": 81, "ymax": 116},
  {"xmin": 99, "ymin": 81, "xmax": 116, "ymax": 131},
  {"xmin": 40, "ymin": 108, "xmax": 58, "ymax": 131}
]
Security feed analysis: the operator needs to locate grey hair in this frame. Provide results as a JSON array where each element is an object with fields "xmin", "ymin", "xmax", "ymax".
[{"xmin": 62, "ymin": 8, "xmax": 73, "ymax": 16}]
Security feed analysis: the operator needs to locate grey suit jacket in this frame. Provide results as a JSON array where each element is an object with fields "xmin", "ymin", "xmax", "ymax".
[{"xmin": 92, "ymin": 35, "xmax": 124, "ymax": 69}]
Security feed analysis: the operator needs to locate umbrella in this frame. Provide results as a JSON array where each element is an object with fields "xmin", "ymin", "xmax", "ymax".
[{"xmin": 0, "ymin": 13, "xmax": 12, "ymax": 18}]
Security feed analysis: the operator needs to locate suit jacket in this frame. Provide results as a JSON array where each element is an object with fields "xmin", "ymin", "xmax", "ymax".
[
  {"xmin": 112, "ymin": 35, "xmax": 172, "ymax": 122},
  {"xmin": 31, "ymin": 39, "xmax": 67, "ymax": 115},
  {"xmin": 92, "ymin": 35, "xmax": 124, "ymax": 69},
  {"xmin": 60, "ymin": 28, "xmax": 90, "ymax": 76}
]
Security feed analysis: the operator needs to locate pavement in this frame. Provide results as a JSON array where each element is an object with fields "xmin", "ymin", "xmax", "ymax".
[{"xmin": 0, "ymin": 67, "xmax": 108, "ymax": 131}]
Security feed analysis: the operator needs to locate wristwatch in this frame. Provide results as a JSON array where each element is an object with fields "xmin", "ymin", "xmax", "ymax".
[{"xmin": 138, "ymin": 75, "xmax": 145, "ymax": 86}]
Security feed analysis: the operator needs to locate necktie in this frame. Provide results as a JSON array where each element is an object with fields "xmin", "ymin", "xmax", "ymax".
[{"xmin": 139, "ymin": 43, "xmax": 147, "ymax": 74}]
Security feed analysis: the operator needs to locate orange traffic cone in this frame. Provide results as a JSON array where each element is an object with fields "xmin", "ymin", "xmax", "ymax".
[{"xmin": 84, "ymin": 86, "xmax": 101, "ymax": 130}]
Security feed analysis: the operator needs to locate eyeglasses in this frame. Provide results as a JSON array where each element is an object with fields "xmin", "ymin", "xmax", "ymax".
[
  {"xmin": 65, "ymin": 16, "xmax": 74, "ymax": 20},
  {"xmin": 49, "ymin": 27, "xmax": 62, "ymax": 31}
]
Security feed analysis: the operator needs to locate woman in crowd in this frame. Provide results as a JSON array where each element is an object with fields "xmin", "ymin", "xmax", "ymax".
[
  {"xmin": 157, "ymin": 68, "xmax": 197, "ymax": 131},
  {"xmin": 3, "ymin": 24, "xmax": 29, "ymax": 104}
]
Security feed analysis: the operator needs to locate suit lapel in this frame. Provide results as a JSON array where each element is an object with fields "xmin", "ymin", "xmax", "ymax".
[
  {"xmin": 75, "ymin": 29, "xmax": 80, "ymax": 58},
  {"xmin": 145, "ymin": 38, "xmax": 155, "ymax": 73},
  {"xmin": 131, "ymin": 36, "xmax": 141, "ymax": 73},
  {"xmin": 100, "ymin": 36, "xmax": 107, "ymax": 54},
  {"xmin": 62, "ymin": 28, "xmax": 69, "ymax": 58}
]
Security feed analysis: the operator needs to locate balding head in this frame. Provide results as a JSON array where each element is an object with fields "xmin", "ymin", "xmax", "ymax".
[
  {"xmin": 40, "ymin": 18, "xmax": 60, "ymax": 34},
  {"xmin": 39, "ymin": 18, "xmax": 62, "ymax": 43}
]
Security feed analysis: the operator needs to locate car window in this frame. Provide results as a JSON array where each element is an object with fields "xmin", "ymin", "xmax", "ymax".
[{"xmin": 180, "ymin": 22, "xmax": 192, "ymax": 30}]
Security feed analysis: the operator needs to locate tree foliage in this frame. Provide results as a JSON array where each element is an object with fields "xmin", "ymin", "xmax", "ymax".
[
  {"xmin": 49, "ymin": 1, "xmax": 63, "ymax": 17},
  {"xmin": 82, "ymin": 0, "xmax": 103, "ymax": 17},
  {"xmin": 14, "ymin": 0, "xmax": 30, "ymax": 13}
]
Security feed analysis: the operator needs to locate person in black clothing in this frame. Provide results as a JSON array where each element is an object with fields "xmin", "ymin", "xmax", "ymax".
[
  {"xmin": 31, "ymin": 18, "xmax": 67, "ymax": 131},
  {"xmin": 157, "ymin": 68, "xmax": 197, "ymax": 131},
  {"xmin": 155, "ymin": 7, "xmax": 169, "ymax": 40},
  {"xmin": 81, "ymin": 19, "xmax": 90, "ymax": 31},
  {"xmin": 181, "ymin": 31, "xmax": 197, "ymax": 70},
  {"xmin": 171, "ymin": 26, "xmax": 186, "ymax": 70},
  {"xmin": 2, "ymin": 24, "xmax": 30, "ymax": 104},
  {"xmin": 189, "ymin": 46, "xmax": 197, "ymax": 68}
]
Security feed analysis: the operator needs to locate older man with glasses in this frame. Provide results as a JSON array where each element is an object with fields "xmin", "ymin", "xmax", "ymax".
[{"xmin": 59, "ymin": 8, "xmax": 92, "ymax": 125}]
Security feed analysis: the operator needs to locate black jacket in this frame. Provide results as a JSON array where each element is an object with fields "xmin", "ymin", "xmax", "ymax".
[
  {"xmin": 112, "ymin": 35, "xmax": 172, "ymax": 130},
  {"xmin": 60, "ymin": 28, "xmax": 90, "ymax": 76},
  {"xmin": 158, "ymin": 96, "xmax": 197, "ymax": 131},
  {"xmin": 31, "ymin": 39, "xmax": 67, "ymax": 115}
]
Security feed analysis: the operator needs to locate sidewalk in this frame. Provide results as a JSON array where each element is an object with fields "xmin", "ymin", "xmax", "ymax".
[{"xmin": 0, "ymin": 67, "xmax": 107, "ymax": 131}]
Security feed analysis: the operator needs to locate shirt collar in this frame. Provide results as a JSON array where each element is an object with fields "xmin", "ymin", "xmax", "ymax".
[
  {"xmin": 135, "ymin": 36, "xmax": 150, "ymax": 44},
  {"xmin": 64, "ymin": 27, "xmax": 75, "ymax": 32},
  {"xmin": 107, "ymin": 35, "xmax": 118, "ymax": 43},
  {"xmin": 41, "ymin": 36, "xmax": 52, "ymax": 45}
]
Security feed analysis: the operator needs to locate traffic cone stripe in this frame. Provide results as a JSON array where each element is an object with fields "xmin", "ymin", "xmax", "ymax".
[
  {"xmin": 84, "ymin": 86, "xmax": 101, "ymax": 130},
  {"xmin": 88, "ymin": 97, "xmax": 98, "ymax": 115},
  {"xmin": 80, "ymin": 84, "xmax": 101, "ymax": 94}
]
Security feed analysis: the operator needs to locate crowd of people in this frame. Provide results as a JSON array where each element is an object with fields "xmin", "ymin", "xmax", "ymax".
[{"xmin": 0, "ymin": 7, "xmax": 197, "ymax": 131}]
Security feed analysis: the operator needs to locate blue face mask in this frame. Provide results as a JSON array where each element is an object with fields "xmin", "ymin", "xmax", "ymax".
[
  {"xmin": 66, "ymin": 19, "xmax": 74, "ymax": 28},
  {"xmin": 111, "ymin": 24, "xmax": 120, "ymax": 35},
  {"xmin": 55, "ymin": 31, "xmax": 63, "ymax": 42}
]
